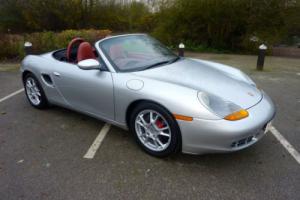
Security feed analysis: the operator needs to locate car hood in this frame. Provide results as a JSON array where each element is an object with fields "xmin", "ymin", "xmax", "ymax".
[{"xmin": 133, "ymin": 58, "xmax": 262, "ymax": 109}]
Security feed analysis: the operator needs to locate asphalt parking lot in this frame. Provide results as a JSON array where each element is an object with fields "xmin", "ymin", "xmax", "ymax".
[{"xmin": 0, "ymin": 54, "xmax": 300, "ymax": 200}]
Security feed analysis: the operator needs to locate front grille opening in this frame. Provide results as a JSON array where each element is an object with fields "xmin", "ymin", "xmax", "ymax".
[{"xmin": 231, "ymin": 135, "xmax": 255, "ymax": 148}]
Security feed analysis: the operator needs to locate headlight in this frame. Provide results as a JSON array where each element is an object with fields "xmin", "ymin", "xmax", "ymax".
[{"xmin": 198, "ymin": 92, "xmax": 248, "ymax": 121}]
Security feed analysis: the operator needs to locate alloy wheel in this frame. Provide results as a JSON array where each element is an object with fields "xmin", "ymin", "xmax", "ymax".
[
  {"xmin": 135, "ymin": 109, "xmax": 172, "ymax": 152},
  {"xmin": 25, "ymin": 77, "xmax": 41, "ymax": 106}
]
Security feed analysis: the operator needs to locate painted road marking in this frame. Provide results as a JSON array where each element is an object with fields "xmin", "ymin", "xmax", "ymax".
[
  {"xmin": 0, "ymin": 88, "xmax": 24, "ymax": 103},
  {"xmin": 270, "ymin": 126, "xmax": 300, "ymax": 165},
  {"xmin": 2, "ymin": 88, "xmax": 300, "ymax": 165},
  {"xmin": 83, "ymin": 123, "xmax": 111, "ymax": 159}
]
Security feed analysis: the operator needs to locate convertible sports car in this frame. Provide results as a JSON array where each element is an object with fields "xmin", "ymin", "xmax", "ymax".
[{"xmin": 21, "ymin": 34, "xmax": 275, "ymax": 157}]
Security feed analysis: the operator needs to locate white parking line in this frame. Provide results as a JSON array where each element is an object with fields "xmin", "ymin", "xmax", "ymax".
[
  {"xmin": 270, "ymin": 126, "xmax": 300, "ymax": 165},
  {"xmin": 3, "ymin": 88, "xmax": 299, "ymax": 165},
  {"xmin": 83, "ymin": 123, "xmax": 111, "ymax": 159},
  {"xmin": 0, "ymin": 88, "xmax": 24, "ymax": 103}
]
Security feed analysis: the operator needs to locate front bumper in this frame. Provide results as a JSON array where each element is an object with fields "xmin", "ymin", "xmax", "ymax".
[{"xmin": 178, "ymin": 92, "xmax": 276, "ymax": 154}]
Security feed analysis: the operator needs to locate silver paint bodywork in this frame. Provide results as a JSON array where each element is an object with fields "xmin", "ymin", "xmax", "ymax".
[{"xmin": 20, "ymin": 34, "xmax": 276, "ymax": 154}]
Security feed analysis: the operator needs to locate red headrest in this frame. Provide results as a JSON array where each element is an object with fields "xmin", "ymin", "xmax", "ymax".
[
  {"xmin": 77, "ymin": 42, "xmax": 97, "ymax": 62},
  {"xmin": 66, "ymin": 38, "xmax": 84, "ymax": 62}
]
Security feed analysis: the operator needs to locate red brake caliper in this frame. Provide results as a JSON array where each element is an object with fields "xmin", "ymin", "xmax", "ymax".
[{"xmin": 155, "ymin": 120, "xmax": 164, "ymax": 129}]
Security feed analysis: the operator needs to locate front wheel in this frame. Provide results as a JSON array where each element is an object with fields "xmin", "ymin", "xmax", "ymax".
[
  {"xmin": 23, "ymin": 73, "xmax": 48, "ymax": 109},
  {"xmin": 130, "ymin": 102, "xmax": 181, "ymax": 157}
]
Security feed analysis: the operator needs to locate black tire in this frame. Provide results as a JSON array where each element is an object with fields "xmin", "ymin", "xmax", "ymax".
[
  {"xmin": 23, "ymin": 73, "xmax": 48, "ymax": 109},
  {"xmin": 129, "ymin": 102, "xmax": 181, "ymax": 157}
]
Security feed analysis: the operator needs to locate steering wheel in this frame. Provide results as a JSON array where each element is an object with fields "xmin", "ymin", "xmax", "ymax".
[
  {"xmin": 125, "ymin": 60, "xmax": 139, "ymax": 66},
  {"xmin": 112, "ymin": 56, "xmax": 125, "ymax": 63}
]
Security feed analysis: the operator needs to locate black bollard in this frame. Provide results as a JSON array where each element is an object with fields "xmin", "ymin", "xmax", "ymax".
[
  {"xmin": 178, "ymin": 43, "xmax": 185, "ymax": 57},
  {"xmin": 24, "ymin": 42, "xmax": 33, "ymax": 56},
  {"xmin": 256, "ymin": 44, "xmax": 267, "ymax": 71}
]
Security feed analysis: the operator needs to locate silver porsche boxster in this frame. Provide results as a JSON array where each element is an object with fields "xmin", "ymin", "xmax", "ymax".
[{"xmin": 21, "ymin": 34, "xmax": 275, "ymax": 157}]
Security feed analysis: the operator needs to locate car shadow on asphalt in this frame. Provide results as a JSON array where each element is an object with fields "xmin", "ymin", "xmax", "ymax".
[{"xmin": 39, "ymin": 104, "xmax": 287, "ymax": 171}]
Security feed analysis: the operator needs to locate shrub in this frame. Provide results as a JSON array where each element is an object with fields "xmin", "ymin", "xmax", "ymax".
[
  {"xmin": 55, "ymin": 29, "xmax": 112, "ymax": 49},
  {"xmin": 0, "ymin": 34, "xmax": 24, "ymax": 59},
  {"xmin": 0, "ymin": 29, "xmax": 111, "ymax": 60}
]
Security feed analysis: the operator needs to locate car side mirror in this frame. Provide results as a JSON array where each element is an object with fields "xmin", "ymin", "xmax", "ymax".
[{"xmin": 77, "ymin": 59, "xmax": 101, "ymax": 70}]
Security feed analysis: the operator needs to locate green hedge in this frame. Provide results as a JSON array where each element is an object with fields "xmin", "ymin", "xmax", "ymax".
[{"xmin": 0, "ymin": 29, "xmax": 111, "ymax": 60}]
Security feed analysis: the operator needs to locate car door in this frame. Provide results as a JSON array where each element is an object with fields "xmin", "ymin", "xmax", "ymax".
[{"xmin": 51, "ymin": 60, "xmax": 114, "ymax": 120}]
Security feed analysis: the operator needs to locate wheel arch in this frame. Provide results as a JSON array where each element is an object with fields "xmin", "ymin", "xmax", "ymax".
[
  {"xmin": 22, "ymin": 70, "xmax": 49, "ymax": 109},
  {"xmin": 125, "ymin": 99, "xmax": 182, "ymax": 154},
  {"xmin": 125, "ymin": 99, "xmax": 178, "ymax": 130},
  {"xmin": 22, "ymin": 70, "xmax": 33, "ymax": 82}
]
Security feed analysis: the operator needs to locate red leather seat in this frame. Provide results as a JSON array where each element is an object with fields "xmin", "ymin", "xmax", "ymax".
[
  {"xmin": 77, "ymin": 42, "xmax": 97, "ymax": 62},
  {"xmin": 66, "ymin": 38, "xmax": 84, "ymax": 62}
]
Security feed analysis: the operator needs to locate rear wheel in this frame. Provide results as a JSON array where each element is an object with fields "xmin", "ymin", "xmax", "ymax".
[
  {"xmin": 23, "ymin": 73, "xmax": 48, "ymax": 109},
  {"xmin": 129, "ymin": 102, "xmax": 181, "ymax": 157}
]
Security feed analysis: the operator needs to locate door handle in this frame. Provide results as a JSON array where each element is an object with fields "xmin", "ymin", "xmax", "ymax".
[{"xmin": 53, "ymin": 72, "xmax": 61, "ymax": 77}]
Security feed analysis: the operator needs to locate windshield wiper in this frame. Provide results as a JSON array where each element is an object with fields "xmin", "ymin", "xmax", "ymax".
[
  {"xmin": 167, "ymin": 56, "xmax": 180, "ymax": 64},
  {"xmin": 144, "ymin": 57, "xmax": 180, "ymax": 70},
  {"xmin": 144, "ymin": 60, "xmax": 170, "ymax": 70}
]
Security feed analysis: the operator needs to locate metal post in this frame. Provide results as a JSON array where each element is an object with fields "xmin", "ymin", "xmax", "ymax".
[
  {"xmin": 24, "ymin": 42, "xmax": 33, "ymax": 56},
  {"xmin": 178, "ymin": 43, "xmax": 185, "ymax": 57},
  {"xmin": 257, "ymin": 44, "xmax": 267, "ymax": 71}
]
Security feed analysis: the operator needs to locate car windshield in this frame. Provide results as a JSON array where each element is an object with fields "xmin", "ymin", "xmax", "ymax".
[{"xmin": 99, "ymin": 35, "xmax": 179, "ymax": 72}]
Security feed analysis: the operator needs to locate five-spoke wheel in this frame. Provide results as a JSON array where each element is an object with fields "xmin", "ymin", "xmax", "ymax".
[
  {"xmin": 25, "ymin": 77, "xmax": 42, "ymax": 106},
  {"xmin": 130, "ymin": 102, "xmax": 181, "ymax": 157},
  {"xmin": 135, "ymin": 110, "xmax": 171, "ymax": 152},
  {"xmin": 23, "ymin": 73, "xmax": 48, "ymax": 109}
]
